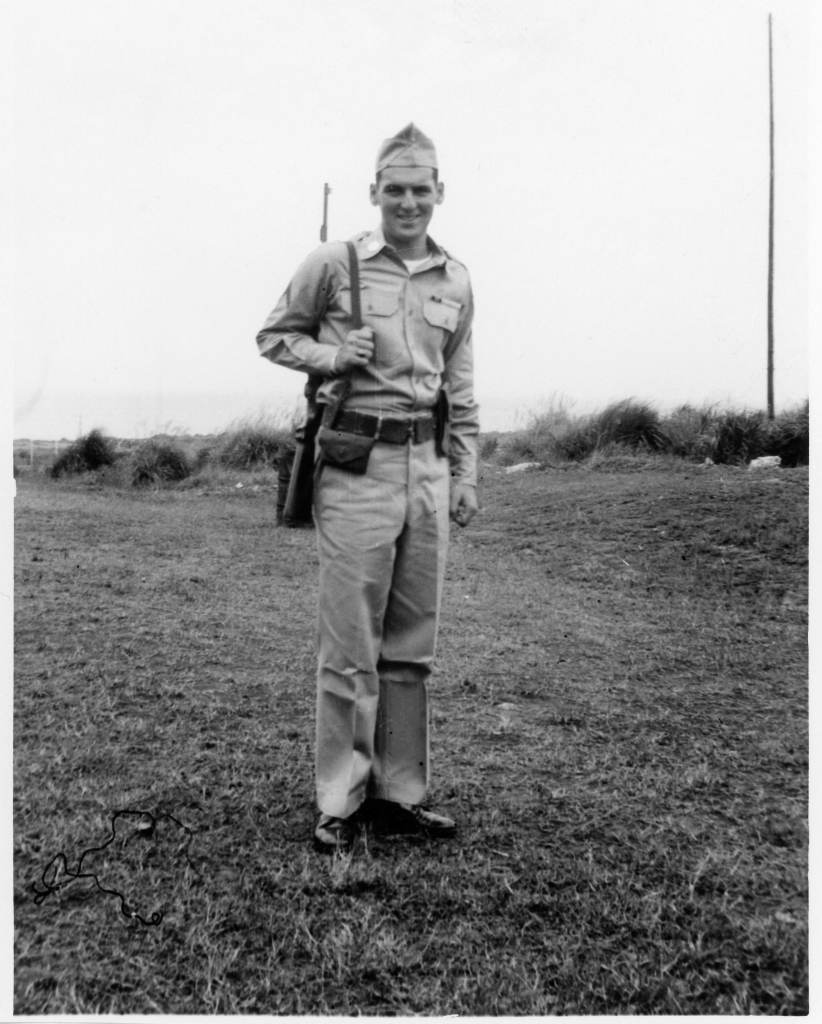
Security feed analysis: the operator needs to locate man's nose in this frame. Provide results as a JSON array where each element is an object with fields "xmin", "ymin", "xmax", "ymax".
[{"xmin": 399, "ymin": 190, "xmax": 416, "ymax": 209}]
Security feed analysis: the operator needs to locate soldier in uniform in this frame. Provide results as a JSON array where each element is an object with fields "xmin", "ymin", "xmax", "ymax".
[{"xmin": 256, "ymin": 124, "xmax": 479, "ymax": 851}]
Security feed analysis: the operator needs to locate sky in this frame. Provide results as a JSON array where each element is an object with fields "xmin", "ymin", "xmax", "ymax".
[{"xmin": 5, "ymin": 0, "xmax": 813, "ymax": 440}]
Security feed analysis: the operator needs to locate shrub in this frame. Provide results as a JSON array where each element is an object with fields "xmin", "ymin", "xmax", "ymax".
[
  {"xmin": 131, "ymin": 440, "xmax": 192, "ymax": 486},
  {"xmin": 50, "ymin": 429, "xmax": 116, "ymax": 478}
]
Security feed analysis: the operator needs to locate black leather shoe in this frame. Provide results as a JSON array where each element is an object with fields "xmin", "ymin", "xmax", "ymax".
[
  {"xmin": 313, "ymin": 814, "xmax": 356, "ymax": 853},
  {"xmin": 367, "ymin": 800, "xmax": 457, "ymax": 838}
]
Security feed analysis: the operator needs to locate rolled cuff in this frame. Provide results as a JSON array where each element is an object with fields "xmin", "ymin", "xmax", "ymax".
[{"xmin": 258, "ymin": 335, "xmax": 340, "ymax": 377}]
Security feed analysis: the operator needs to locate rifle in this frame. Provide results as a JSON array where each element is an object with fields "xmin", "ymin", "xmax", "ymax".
[
  {"xmin": 281, "ymin": 239, "xmax": 360, "ymax": 526},
  {"xmin": 278, "ymin": 182, "xmax": 330, "ymax": 527}
]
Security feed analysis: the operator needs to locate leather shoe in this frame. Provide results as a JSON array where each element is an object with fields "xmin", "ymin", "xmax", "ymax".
[
  {"xmin": 313, "ymin": 813, "xmax": 356, "ymax": 853},
  {"xmin": 368, "ymin": 800, "xmax": 457, "ymax": 838}
]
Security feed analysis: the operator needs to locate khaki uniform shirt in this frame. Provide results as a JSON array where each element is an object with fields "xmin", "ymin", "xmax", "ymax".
[{"xmin": 256, "ymin": 227, "xmax": 479, "ymax": 485}]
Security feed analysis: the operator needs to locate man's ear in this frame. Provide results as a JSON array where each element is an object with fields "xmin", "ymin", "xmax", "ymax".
[
  {"xmin": 369, "ymin": 182, "xmax": 379, "ymax": 206},
  {"xmin": 436, "ymin": 181, "xmax": 445, "ymax": 205}
]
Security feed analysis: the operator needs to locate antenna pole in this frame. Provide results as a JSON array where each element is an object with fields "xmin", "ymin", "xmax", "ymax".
[{"xmin": 766, "ymin": 13, "xmax": 775, "ymax": 420}]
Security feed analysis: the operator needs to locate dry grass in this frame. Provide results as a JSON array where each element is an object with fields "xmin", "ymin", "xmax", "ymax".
[
  {"xmin": 131, "ymin": 440, "xmax": 193, "ymax": 485},
  {"xmin": 496, "ymin": 400, "xmax": 809, "ymax": 467},
  {"xmin": 13, "ymin": 458, "xmax": 807, "ymax": 1014},
  {"xmin": 205, "ymin": 416, "xmax": 293, "ymax": 472}
]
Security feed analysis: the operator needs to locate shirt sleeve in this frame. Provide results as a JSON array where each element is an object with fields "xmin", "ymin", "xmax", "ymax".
[
  {"xmin": 443, "ymin": 281, "xmax": 480, "ymax": 486},
  {"xmin": 255, "ymin": 245, "xmax": 343, "ymax": 377}
]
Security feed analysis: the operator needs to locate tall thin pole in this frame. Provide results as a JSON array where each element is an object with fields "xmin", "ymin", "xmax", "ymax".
[
  {"xmin": 766, "ymin": 13, "xmax": 775, "ymax": 420},
  {"xmin": 320, "ymin": 182, "xmax": 331, "ymax": 242}
]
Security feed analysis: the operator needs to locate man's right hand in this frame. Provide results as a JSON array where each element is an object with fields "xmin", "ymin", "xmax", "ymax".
[{"xmin": 333, "ymin": 328, "xmax": 375, "ymax": 373}]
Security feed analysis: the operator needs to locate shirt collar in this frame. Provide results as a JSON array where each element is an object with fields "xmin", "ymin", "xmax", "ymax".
[{"xmin": 356, "ymin": 226, "xmax": 447, "ymax": 267}]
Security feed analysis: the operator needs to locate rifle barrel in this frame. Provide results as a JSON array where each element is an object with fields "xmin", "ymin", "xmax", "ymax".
[{"xmin": 320, "ymin": 182, "xmax": 331, "ymax": 242}]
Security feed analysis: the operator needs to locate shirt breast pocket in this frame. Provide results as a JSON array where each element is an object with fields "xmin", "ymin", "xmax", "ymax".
[
  {"xmin": 364, "ymin": 289, "xmax": 399, "ymax": 319},
  {"xmin": 363, "ymin": 288, "xmax": 403, "ymax": 369},
  {"xmin": 423, "ymin": 296, "xmax": 461, "ymax": 334}
]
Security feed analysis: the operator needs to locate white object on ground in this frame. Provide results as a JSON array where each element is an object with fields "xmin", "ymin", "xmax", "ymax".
[{"xmin": 748, "ymin": 456, "xmax": 781, "ymax": 470}]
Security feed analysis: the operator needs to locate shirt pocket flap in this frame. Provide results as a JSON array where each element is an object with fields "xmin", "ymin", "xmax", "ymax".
[
  {"xmin": 364, "ymin": 289, "xmax": 399, "ymax": 317},
  {"xmin": 423, "ymin": 297, "xmax": 461, "ymax": 332}
]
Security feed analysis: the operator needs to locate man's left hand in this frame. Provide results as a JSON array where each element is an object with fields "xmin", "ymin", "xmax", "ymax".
[{"xmin": 450, "ymin": 482, "xmax": 478, "ymax": 528}]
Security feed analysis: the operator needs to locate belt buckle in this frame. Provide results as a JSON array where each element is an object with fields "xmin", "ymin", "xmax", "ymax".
[{"xmin": 411, "ymin": 418, "xmax": 429, "ymax": 444}]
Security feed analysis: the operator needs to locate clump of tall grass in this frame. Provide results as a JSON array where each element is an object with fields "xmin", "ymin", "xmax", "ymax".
[
  {"xmin": 505, "ymin": 399, "xmax": 665, "ymax": 464},
  {"xmin": 551, "ymin": 400, "xmax": 665, "ymax": 462},
  {"xmin": 550, "ymin": 421, "xmax": 599, "ymax": 462},
  {"xmin": 49, "ymin": 429, "xmax": 116, "ymax": 478},
  {"xmin": 594, "ymin": 399, "xmax": 667, "ymax": 451},
  {"xmin": 496, "ymin": 398, "xmax": 809, "ymax": 468},
  {"xmin": 207, "ymin": 418, "xmax": 292, "ymax": 471},
  {"xmin": 658, "ymin": 402, "xmax": 809, "ymax": 466},
  {"xmin": 497, "ymin": 397, "xmax": 581, "ymax": 465},
  {"xmin": 711, "ymin": 410, "xmax": 769, "ymax": 465},
  {"xmin": 762, "ymin": 401, "xmax": 809, "ymax": 467},
  {"xmin": 131, "ymin": 440, "xmax": 192, "ymax": 486},
  {"xmin": 661, "ymin": 404, "xmax": 717, "ymax": 461}
]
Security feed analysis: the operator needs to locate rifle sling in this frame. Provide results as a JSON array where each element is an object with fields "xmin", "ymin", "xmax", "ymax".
[
  {"xmin": 325, "ymin": 242, "xmax": 361, "ymax": 415},
  {"xmin": 346, "ymin": 241, "xmax": 362, "ymax": 330}
]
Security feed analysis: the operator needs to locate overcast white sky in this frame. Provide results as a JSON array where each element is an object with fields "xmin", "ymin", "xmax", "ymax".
[{"xmin": 6, "ymin": 0, "xmax": 813, "ymax": 438}]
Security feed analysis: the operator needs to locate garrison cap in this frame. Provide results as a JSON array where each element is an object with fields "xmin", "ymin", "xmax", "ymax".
[{"xmin": 376, "ymin": 123, "xmax": 438, "ymax": 173}]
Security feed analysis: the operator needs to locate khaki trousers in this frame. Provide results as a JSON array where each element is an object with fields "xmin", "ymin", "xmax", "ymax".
[{"xmin": 313, "ymin": 437, "xmax": 450, "ymax": 819}]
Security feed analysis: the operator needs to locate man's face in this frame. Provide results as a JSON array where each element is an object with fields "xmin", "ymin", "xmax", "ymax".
[{"xmin": 370, "ymin": 166, "xmax": 444, "ymax": 250}]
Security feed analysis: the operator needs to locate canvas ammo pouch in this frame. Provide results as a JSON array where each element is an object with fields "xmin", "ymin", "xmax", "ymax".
[{"xmin": 315, "ymin": 421, "xmax": 375, "ymax": 475}]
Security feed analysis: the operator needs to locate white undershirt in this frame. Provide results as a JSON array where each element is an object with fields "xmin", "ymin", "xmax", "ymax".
[{"xmin": 402, "ymin": 257, "xmax": 429, "ymax": 274}]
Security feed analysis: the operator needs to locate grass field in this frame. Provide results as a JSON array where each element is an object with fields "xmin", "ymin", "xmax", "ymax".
[{"xmin": 13, "ymin": 456, "xmax": 808, "ymax": 1014}]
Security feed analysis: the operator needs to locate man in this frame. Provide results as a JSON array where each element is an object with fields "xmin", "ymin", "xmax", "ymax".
[{"xmin": 256, "ymin": 123, "xmax": 478, "ymax": 851}]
